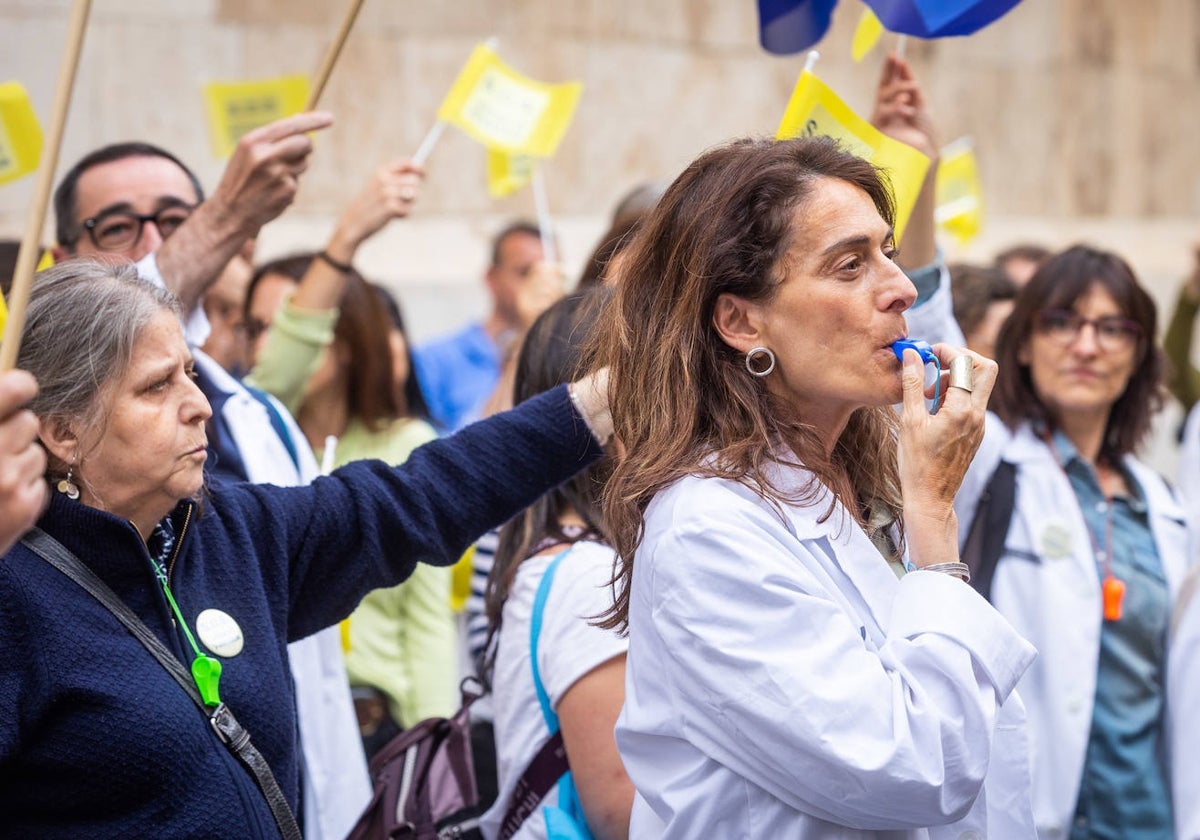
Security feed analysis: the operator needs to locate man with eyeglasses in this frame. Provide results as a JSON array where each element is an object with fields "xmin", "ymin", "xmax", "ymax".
[{"xmin": 47, "ymin": 112, "xmax": 373, "ymax": 840}]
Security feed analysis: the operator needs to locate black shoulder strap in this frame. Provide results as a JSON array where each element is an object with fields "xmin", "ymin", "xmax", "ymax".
[
  {"xmin": 961, "ymin": 460, "xmax": 1017, "ymax": 602},
  {"xmin": 496, "ymin": 729, "xmax": 569, "ymax": 840},
  {"xmin": 21, "ymin": 528, "xmax": 302, "ymax": 840}
]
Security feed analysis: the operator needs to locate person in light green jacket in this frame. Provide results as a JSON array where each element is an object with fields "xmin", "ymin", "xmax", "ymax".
[
  {"xmin": 1164, "ymin": 244, "xmax": 1200, "ymax": 413},
  {"xmin": 245, "ymin": 159, "xmax": 457, "ymax": 754}
]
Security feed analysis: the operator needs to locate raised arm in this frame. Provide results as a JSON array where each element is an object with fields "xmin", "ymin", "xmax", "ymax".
[
  {"xmin": 245, "ymin": 157, "xmax": 424, "ymax": 407},
  {"xmin": 154, "ymin": 112, "xmax": 334, "ymax": 316},
  {"xmin": 871, "ymin": 52, "xmax": 939, "ymax": 271}
]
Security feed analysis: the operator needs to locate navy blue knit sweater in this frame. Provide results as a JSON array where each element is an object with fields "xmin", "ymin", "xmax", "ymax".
[{"xmin": 0, "ymin": 385, "xmax": 601, "ymax": 839}]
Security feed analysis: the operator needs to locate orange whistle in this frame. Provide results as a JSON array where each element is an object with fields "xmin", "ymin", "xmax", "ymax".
[{"xmin": 1102, "ymin": 575, "xmax": 1125, "ymax": 622}]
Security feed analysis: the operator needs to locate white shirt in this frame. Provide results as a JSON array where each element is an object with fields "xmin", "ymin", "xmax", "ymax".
[
  {"xmin": 617, "ymin": 467, "xmax": 1037, "ymax": 839},
  {"xmin": 481, "ymin": 541, "xmax": 628, "ymax": 840}
]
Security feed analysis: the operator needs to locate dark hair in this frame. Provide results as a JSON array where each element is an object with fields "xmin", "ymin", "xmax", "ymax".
[
  {"xmin": 53, "ymin": 142, "xmax": 205, "ymax": 249},
  {"xmin": 576, "ymin": 216, "xmax": 642, "ymax": 289},
  {"xmin": 949, "ymin": 262, "xmax": 1016, "ymax": 338},
  {"xmin": 247, "ymin": 254, "xmax": 407, "ymax": 431},
  {"xmin": 490, "ymin": 220, "xmax": 542, "ymax": 267},
  {"xmin": 484, "ymin": 286, "xmax": 614, "ymax": 632},
  {"xmin": 590, "ymin": 135, "xmax": 902, "ymax": 630},
  {"xmin": 992, "ymin": 244, "xmax": 1164, "ymax": 460},
  {"xmin": 994, "ymin": 243, "xmax": 1052, "ymax": 267},
  {"xmin": 372, "ymin": 283, "xmax": 432, "ymax": 422}
]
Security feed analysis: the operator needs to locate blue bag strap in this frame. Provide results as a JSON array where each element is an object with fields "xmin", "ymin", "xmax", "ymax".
[{"xmin": 530, "ymin": 549, "xmax": 571, "ymax": 732}]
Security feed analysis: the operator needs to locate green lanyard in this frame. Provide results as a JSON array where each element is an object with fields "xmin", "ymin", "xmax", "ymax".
[{"xmin": 149, "ymin": 557, "xmax": 222, "ymax": 706}]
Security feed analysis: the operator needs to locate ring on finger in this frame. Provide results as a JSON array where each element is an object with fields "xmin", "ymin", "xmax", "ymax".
[
  {"xmin": 399, "ymin": 186, "xmax": 417, "ymax": 202},
  {"xmin": 948, "ymin": 355, "xmax": 974, "ymax": 393}
]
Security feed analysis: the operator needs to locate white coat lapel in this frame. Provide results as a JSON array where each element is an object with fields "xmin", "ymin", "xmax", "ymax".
[{"xmin": 762, "ymin": 462, "xmax": 901, "ymax": 645}]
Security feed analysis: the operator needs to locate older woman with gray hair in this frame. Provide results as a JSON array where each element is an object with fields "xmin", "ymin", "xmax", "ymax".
[{"xmin": 0, "ymin": 260, "xmax": 610, "ymax": 839}]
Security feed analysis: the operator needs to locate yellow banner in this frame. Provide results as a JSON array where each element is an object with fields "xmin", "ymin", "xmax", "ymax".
[
  {"xmin": 203, "ymin": 75, "xmax": 310, "ymax": 159},
  {"xmin": 0, "ymin": 82, "xmax": 44, "ymax": 187},
  {"xmin": 776, "ymin": 70, "xmax": 929, "ymax": 243},
  {"xmin": 486, "ymin": 148, "xmax": 536, "ymax": 197},
  {"xmin": 436, "ymin": 44, "xmax": 582, "ymax": 158},
  {"xmin": 935, "ymin": 138, "xmax": 983, "ymax": 245},
  {"xmin": 852, "ymin": 8, "xmax": 885, "ymax": 62}
]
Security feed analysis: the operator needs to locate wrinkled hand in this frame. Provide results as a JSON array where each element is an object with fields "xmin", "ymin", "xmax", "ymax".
[
  {"xmin": 330, "ymin": 158, "xmax": 425, "ymax": 255},
  {"xmin": 898, "ymin": 346, "xmax": 996, "ymax": 566},
  {"xmin": 0, "ymin": 371, "xmax": 47, "ymax": 555},
  {"xmin": 207, "ymin": 111, "xmax": 334, "ymax": 237},
  {"xmin": 871, "ymin": 53, "xmax": 938, "ymax": 159},
  {"xmin": 514, "ymin": 260, "xmax": 566, "ymax": 332}
]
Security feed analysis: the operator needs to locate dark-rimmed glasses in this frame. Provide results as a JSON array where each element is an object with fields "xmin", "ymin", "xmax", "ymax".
[
  {"xmin": 78, "ymin": 204, "xmax": 196, "ymax": 252},
  {"xmin": 1034, "ymin": 309, "xmax": 1141, "ymax": 352}
]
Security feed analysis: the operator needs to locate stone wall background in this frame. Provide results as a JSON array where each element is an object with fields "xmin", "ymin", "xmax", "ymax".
[{"xmin": 2, "ymin": 0, "xmax": 1198, "ymax": 467}]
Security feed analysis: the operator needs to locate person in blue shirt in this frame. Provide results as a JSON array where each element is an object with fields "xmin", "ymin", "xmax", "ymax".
[{"xmin": 413, "ymin": 220, "xmax": 556, "ymax": 431}]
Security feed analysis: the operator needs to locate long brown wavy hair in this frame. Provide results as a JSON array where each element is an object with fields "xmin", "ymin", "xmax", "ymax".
[{"xmin": 590, "ymin": 136, "xmax": 906, "ymax": 630}]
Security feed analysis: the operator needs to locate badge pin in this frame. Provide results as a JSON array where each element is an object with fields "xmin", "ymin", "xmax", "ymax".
[
  {"xmin": 196, "ymin": 608, "xmax": 244, "ymax": 658},
  {"xmin": 1039, "ymin": 521, "xmax": 1074, "ymax": 559}
]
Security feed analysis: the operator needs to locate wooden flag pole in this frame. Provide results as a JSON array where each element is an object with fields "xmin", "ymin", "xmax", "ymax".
[
  {"xmin": 306, "ymin": 0, "xmax": 367, "ymax": 110},
  {"xmin": 0, "ymin": 0, "xmax": 92, "ymax": 371}
]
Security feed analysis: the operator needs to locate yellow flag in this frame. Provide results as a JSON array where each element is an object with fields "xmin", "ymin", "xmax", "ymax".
[
  {"xmin": 0, "ymin": 285, "xmax": 7, "ymax": 336},
  {"xmin": 776, "ymin": 70, "xmax": 929, "ymax": 243},
  {"xmin": 450, "ymin": 545, "xmax": 476, "ymax": 614},
  {"xmin": 436, "ymin": 43, "xmax": 582, "ymax": 158},
  {"xmin": 202, "ymin": 75, "xmax": 310, "ymax": 159},
  {"xmin": 0, "ymin": 82, "xmax": 44, "ymax": 187},
  {"xmin": 486, "ymin": 148, "xmax": 536, "ymax": 197},
  {"xmin": 852, "ymin": 8, "xmax": 885, "ymax": 62},
  {"xmin": 935, "ymin": 137, "xmax": 983, "ymax": 245}
]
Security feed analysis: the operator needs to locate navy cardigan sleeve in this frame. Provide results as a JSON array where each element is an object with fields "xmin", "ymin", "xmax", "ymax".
[{"xmin": 208, "ymin": 384, "xmax": 603, "ymax": 641}]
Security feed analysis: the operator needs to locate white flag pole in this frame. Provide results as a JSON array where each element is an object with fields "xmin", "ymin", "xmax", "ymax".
[
  {"xmin": 411, "ymin": 36, "xmax": 499, "ymax": 167},
  {"xmin": 412, "ymin": 121, "xmax": 447, "ymax": 167},
  {"xmin": 531, "ymin": 165, "xmax": 557, "ymax": 266}
]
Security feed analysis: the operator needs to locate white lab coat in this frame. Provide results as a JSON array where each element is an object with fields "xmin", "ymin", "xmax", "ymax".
[
  {"xmin": 616, "ymin": 464, "xmax": 1037, "ymax": 839},
  {"xmin": 1170, "ymin": 563, "xmax": 1200, "ymax": 840},
  {"xmin": 954, "ymin": 415, "xmax": 1193, "ymax": 840}
]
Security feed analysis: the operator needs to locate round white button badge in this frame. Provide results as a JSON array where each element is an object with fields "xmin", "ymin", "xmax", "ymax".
[
  {"xmin": 1040, "ymin": 521, "xmax": 1073, "ymax": 559},
  {"xmin": 196, "ymin": 608, "xmax": 245, "ymax": 658}
]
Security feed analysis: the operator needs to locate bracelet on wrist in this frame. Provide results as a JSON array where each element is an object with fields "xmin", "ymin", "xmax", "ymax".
[
  {"xmin": 919, "ymin": 561, "xmax": 971, "ymax": 583},
  {"xmin": 316, "ymin": 250, "xmax": 353, "ymax": 274}
]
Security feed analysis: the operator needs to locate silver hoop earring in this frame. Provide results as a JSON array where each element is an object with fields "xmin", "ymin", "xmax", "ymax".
[
  {"xmin": 745, "ymin": 346, "xmax": 776, "ymax": 377},
  {"xmin": 57, "ymin": 463, "xmax": 80, "ymax": 500}
]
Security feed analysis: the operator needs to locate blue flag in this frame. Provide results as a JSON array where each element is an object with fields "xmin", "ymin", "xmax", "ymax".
[
  {"xmin": 757, "ymin": 0, "xmax": 1022, "ymax": 53},
  {"xmin": 868, "ymin": 0, "xmax": 1022, "ymax": 37},
  {"xmin": 758, "ymin": 0, "xmax": 838, "ymax": 55}
]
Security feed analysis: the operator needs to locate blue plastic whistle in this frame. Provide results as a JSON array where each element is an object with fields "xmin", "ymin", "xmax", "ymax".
[
  {"xmin": 890, "ymin": 338, "xmax": 936, "ymax": 366},
  {"xmin": 891, "ymin": 338, "xmax": 942, "ymax": 414}
]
